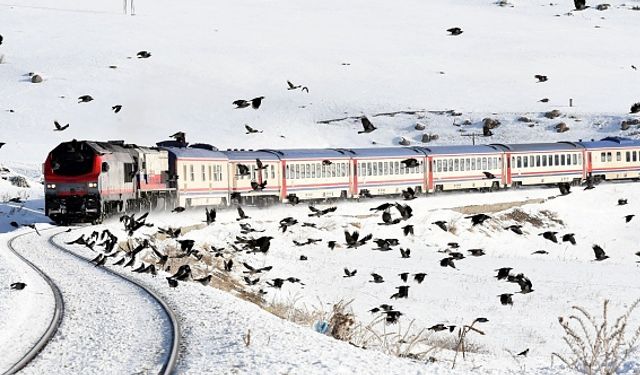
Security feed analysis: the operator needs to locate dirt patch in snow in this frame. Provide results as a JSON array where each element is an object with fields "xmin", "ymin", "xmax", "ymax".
[{"xmin": 451, "ymin": 198, "xmax": 546, "ymax": 215}]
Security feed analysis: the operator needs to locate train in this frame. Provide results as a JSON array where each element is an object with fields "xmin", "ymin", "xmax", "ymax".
[{"xmin": 43, "ymin": 136, "xmax": 640, "ymax": 224}]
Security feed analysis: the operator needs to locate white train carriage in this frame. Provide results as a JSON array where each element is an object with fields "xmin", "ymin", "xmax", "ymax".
[
  {"xmin": 162, "ymin": 144, "xmax": 230, "ymax": 207},
  {"xmin": 495, "ymin": 142, "xmax": 585, "ymax": 187},
  {"xmin": 350, "ymin": 147, "xmax": 427, "ymax": 197},
  {"xmin": 578, "ymin": 137, "xmax": 640, "ymax": 181},
  {"xmin": 222, "ymin": 149, "xmax": 281, "ymax": 205},
  {"xmin": 267, "ymin": 149, "xmax": 352, "ymax": 202},
  {"xmin": 423, "ymin": 145, "xmax": 504, "ymax": 192}
]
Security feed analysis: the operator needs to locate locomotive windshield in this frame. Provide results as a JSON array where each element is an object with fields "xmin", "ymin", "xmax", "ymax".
[{"xmin": 50, "ymin": 141, "xmax": 95, "ymax": 176}]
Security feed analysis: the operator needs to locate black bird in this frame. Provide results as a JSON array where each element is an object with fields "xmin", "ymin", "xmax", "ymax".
[
  {"xmin": 505, "ymin": 224, "xmax": 523, "ymax": 235},
  {"xmin": 449, "ymin": 252, "xmax": 465, "ymax": 260},
  {"xmin": 517, "ymin": 348, "xmax": 529, "ymax": 357},
  {"xmin": 574, "ymin": 0, "xmax": 587, "ymax": 10},
  {"xmin": 401, "ymin": 158, "xmax": 419, "ymax": 168},
  {"xmin": 440, "ymin": 257, "xmax": 456, "ymax": 269},
  {"xmin": 328, "ymin": 241, "xmax": 337, "ymax": 250},
  {"xmin": 343, "ymin": 268, "xmax": 357, "ymax": 277},
  {"xmin": 394, "ymin": 203, "xmax": 413, "ymax": 220},
  {"xmin": 287, "ymin": 194, "xmax": 300, "ymax": 205},
  {"xmin": 592, "ymin": 244, "xmax": 609, "ymax": 261},
  {"xmin": 10, "ymin": 282, "xmax": 26, "ymax": 290},
  {"xmin": 78, "ymin": 95, "xmax": 93, "ymax": 103},
  {"xmin": 167, "ymin": 278, "xmax": 178, "ymax": 288},
  {"xmin": 370, "ymin": 203, "xmax": 394, "ymax": 212},
  {"xmin": 255, "ymin": 158, "xmax": 268, "ymax": 170},
  {"xmin": 267, "ymin": 278, "xmax": 285, "ymax": 288},
  {"xmin": 251, "ymin": 180, "xmax": 268, "ymax": 191},
  {"xmin": 172, "ymin": 206, "xmax": 186, "ymax": 213},
  {"xmin": 391, "ymin": 285, "xmax": 409, "ymax": 299},
  {"xmin": 9, "ymin": 221, "xmax": 19, "ymax": 229},
  {"xmin": 517, "ymin": 276, "xmax": 534, "ymax": 294},
  {"xmin": 399, "ymin": 272, "xmax": 409, "ymax": 282},
  {"xmin": 224, "ymin": 259, "xmax": 233, "ymax": 272},
  {"xmin": 400, "ymin": 248, "xmax": 410, "ymax": 258},
  {"xmin": 428, "ymin": 324, "xmax": 449, "ymax": 332},
  {"xmin": 539, "ymin": 231, "xmax": 558, "ymax": 243},
  {"xmin": 344, "ymin": 230, "xmax": 372, "ymax": 248},
  {"xmin": 204, "ymin": 207, "xmax": 216, "ymax": 224},
  {"xmin": 245, "ymin": 124, "xmax": 263, "ymax": 134},
  {"xmin": 539, "ymin": 98, "xmax": 550, "ymax": 103},
  {"xmin": 236, "ymin": 206, "xmax": 250, "ymax": 221},
  {"xmin": 495, "ymin": 267, "xmax": 513, "ymax": 280},
  {"xmin": 482, "ymin": 171, "xmax": 496, "ymax": 179},
  {"xmin": 302, "ymin": 222, "xmax": 316, "ymax": 228},
  {"xmin": 0, "ymin": 142, "xmax": 5, "ymax": 149},
  {"xmin": 468, "ymin": 248, "xmax": 485, "ymax": 257},
  {"xmin": 618, "ymin": 199, "xmax": 628, "ymax": 206},
  {"xmin": 236, "ymin": 164, "xmax": 251, "ymax": 176},
  {"xmin": 370, "ymin": 273, "xmax": 384, "ymax": 283},
  {"xmin": 385, "ymin": 310, "xmax": 403, "ymax": 324},
  {"xmin": 233, "ymin": 99, "xmax": 250, "ymax": 109},
  {"xmin": 413, "ymin": 273, "xmax": 427, "ymax": 283},
  {"xmin": 23, "ymin": 223, "xmax": 41, "ymax": 236},
  {"xmin": 532, "ymin": 250, "xmax": 548, "ymax": 255},
  {"xmin": 433, "ymin": 221, "xmax": 448, "ymax": 232},
  {"xmin": 299, "ymin": 255, "xmax": 307, "ymax": 261},
  {"xmin": 534, "ymin": 74, "xmax": 548, "ymax": 83},
  {"xmin": 358, "ymin": 116, "xmax": 377, "ymax": 134},
  {"xmin": 401, "ymin": 187, "xmax": 417, "ymax": 200},
  {"xmin": 53, "ymin": 120, "xmax": 69, "ymax": 131},
  {"xmin": 308, "ymin": 205, "xmax": 337, "ymax": 217},
  {"xmin": 0, "ymin": 34, "xmax": 3, "ymax": 45},
  {"xmin": 112, "ymin": 105, "xmax": 122, "ymax": 113},
  {"xmin": 194, "ymin": 275, "xmax": 212, "ymax": 286},
  {"xmin": 474, "ymin": 317, "xmax": 489, "ymax": 323},
  {"xmin": 499, "ymin": 293, "xmax": 514, "ymax": 306},
  {"xmin": 402, "ymin": 225, "xmax": 414, "ymax": 236},
  {"xmin": 562, "ymin": 233, "xmax": 576, "ymax": 245},
  {"xmin": 242, "ymin": 262, "xmax": 273, "ymax": 274},
  {"xmin": 466, "ymin": 214, "xmax": 491, "ymax": 226},
  {"xmin": 279, "ymin": 217, "xmax": 298, "ymax": 233},
  {"xmin": 301, "ymin": 86, "xmax": 309, "ymax": 93},
  {"xmin": 250, "ymin": 96, "xmax": 265, "ymax": 109},
  {"xmin": 447, "ymin": 27, "xmax": 463, "ymax": 36},
  {"xmin": 625, "ymin": 214, "xmax": 635, "ymax": 223},
  {"xmin": 380, "ymin": 210, "xmax": 401, "ymax": 225},
  {"xmin": 137, "ymin": 50, "xmax": 151, "ymax": 58},
  {"xmin": 286, "ymin": 80, "xmax": 301, "ymax": 90}
]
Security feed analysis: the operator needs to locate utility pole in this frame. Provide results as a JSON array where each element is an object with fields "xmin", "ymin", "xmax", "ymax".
[{"xmin": 461, "ymin": 133, "xmax": 483, "ymax": 145}]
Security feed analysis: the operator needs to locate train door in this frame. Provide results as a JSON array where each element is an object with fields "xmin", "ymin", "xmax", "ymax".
[
  {"xmin": 427, "ymin": 156, "xmax": 434, "ymax": 193},
  {"xmin": 505, "ymin": 152, "xmax": 512, "ymax": 186},
  {"xmin": 586, "ymin": 151, "xmax": 592, "ymax": 177},
  {"xmin": 281, "ymin": 160, "xmax": 288, "ymax": 201},
  {"xmin": 350, "ymin": 159, "xmax": 358, "ymax": 197}
]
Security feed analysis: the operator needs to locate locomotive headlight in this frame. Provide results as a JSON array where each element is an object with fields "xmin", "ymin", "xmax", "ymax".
[
  {"xmin": 46, "ymin": 183, "xmax": 56, "ymax": 189},
  {"xmin": 87, "ymin": 182, "xmax": 98, "ymax": 188}
]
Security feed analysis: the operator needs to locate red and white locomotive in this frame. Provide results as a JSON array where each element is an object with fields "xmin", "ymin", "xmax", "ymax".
[{"xmin": 44, "ymin": 137, "xmax": 640, "ymax": 223}]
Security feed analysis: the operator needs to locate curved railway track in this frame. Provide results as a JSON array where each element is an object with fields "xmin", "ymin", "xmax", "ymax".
[
  {"xmin": 2, "ymin": 229, "xmax": 180, "ymax": 375},
  {"xmin": 2, "ymin": 230, "xmax": 64, "ymax": 375}
]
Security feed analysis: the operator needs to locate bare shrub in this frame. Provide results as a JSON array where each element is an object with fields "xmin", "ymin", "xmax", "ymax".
[
  {"xmin": 552, "ymin": 299, "xmax": 640, "ymax": 374},
  {"xmin": 500, "ymin": 208, "xmax": 545, "ymax": 227}
]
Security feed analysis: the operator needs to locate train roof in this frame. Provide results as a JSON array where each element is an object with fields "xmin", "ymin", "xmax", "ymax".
[
  {"xmin": 160, "ymin": 145, "xmax": 228, "ymax": 160},
  {"xmin": 492, "ymin": 142, "xmax": 582, "ymax": 153},
  {"xmin": 576, "ymin": 137, "xmax": 640, "ymax": 149},
  {"xmin": 260, "ymin": 149, "xmax": 351, "ymax": 160},
  {"xmin": 420, "ymin": 144, "xmax": 503, "ymax": 155},
  {"xmin": 221, "ymin": 149, "xmax": 280, "ymax": 161},
  {"xmin": 345, "ymin": 147, "xmax": 426, "ymax": 158}
]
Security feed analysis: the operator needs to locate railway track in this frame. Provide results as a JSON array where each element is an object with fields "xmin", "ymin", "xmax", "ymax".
[{"xmin": 2, "ymin": 229, "xmax": 180, "ymax": 375}]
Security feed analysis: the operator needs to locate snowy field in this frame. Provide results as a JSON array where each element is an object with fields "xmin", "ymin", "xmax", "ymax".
[{"xmin": 1, "ymin": 0, "xmax": 640, "ymax": 373}]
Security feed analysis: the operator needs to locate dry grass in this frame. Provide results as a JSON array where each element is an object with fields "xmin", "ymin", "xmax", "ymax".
[
  {"xmin": 452, "ymin": 198, "xmax": 545, "ymax": 215},
  {"xmin": 500, "ymin": 208, "xmax": 546, "ymax": 227},
  {"xmin": 552, "ymin": 299, "xmax": 640, "ymax": 375}
]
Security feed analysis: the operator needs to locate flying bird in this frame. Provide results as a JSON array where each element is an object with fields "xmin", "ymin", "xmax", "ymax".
[
  {"xmin": 308, "ymin": 205, "xmax": 337, "ymax": 217},
  {"xmin": 440, "ymin": 257, "xmax": 456, "ymax": 269},
  {"xmin": 505, "ymin": 224, "xmax": 523, "ymax": 235},
  {"xmin": 112, "ymin": 105, "xmax": 122, "ymax": 113},
  {"xmin": 592, "ymin": 244, "xmax": 609, "ymax": 261},
  {"xmin": 539, "ymin": 98, "xmax": 549, "ymax": 103},
  {"xmin": 137, "ymin": 50, "xmax": 152, "ymax": 58},
  {"xmin": 172, "ymin": 206, "xmax": 186, "ymax": 213},
  {"xmin": 482, "ymin": 171, "xmax": 496, "ymax": 179},
  {"xmin": 358, "ymin": 116, "xmax": 377, "ymax": 134},
  {"xmin": 468, "ymin": 249, "xmax": 485, "ymax": 257},
  {"xmin": 343, "ymin": 268, "xmax": 357, "ymax": 277},
  {"xmin": 532, "ymin": 250, "xmax": 548, "ymax": 255},
  {"xmin": 287, "ymin": 80, "xmax": 301, "ymax": 90},
  {"xmin": 574, "ymin": 0, "xmax": 587, "ymax": 10},
  {"xmin": 413, "ymin": 273, "xmax": 427, "ymax": 283},
  {"xmin": 251, "ymin": 96, "xmax": 265, "ymax": 109},
  {"xmin": 432, "ymin": 221, "xmax": 448, "ymax": 232},
  {"xmin": 401, "ymin": 158, "xmax": 419, "ymax": 168},
  {"xmin": 495, "ymin": 267, "xmax": 512, "ymax": 280},
  {"xmin": 251, "ymin": 180, "xmax": 268, "ymax": 191},
  {"xmin": 10, "ymin": 282, "xmax": 26, "ymax": 290},
  {"xmin": 499, "ymin": 293, "xmax": 514, "ymax": 306},
  {"xmin": 236, "ymin": 206, "xmax": 250, "ymax": 221},
  {"xmin": 618, "ymin": 199, "xmax": 628, "ymax": 206},
  {"xmin": 562, "ymin": 233, "xmax": 576, "ymax": 245},
  {"xmin": 245, "ymin": 124, "xmax": 263, "ymax": 134},
  {"xmin": 54, "ymin": 120, "xmax": 69, "ymax": 131},
  {"xmin": 255, "ymin": 158, "xmax": 267, "ymax": 170},
  {"xmin": 447, "ymin": 27, "xmax": 463, "ymax": 36},
  {"xmin": 402, "ymin": 224, "xmax": 414, "ymax": 236},
  {"xmin": 370, "ymin": 273, "xmax": 384, "ymax": 283},
  {"xmin": 370, "ymin": 203, "xmax": 394, "ymax": 212},
  {"xmin": 517, "ymin": 348, "xmax": 530, "ymax": 357},
  {"xmin": 399, "ymin": 248, "xmax": 411, "ymax": 258},
  {"xmin": 78, "ymin": 95, "xmax": 94, "ymax": 103},
  {"xmin": 625, "ymin": 214, "xmax": 635, "ymax": 223},
  {"xmin": 466, "ymin": 214, "xmax": 491, "ymax": 226},
  {"xmin": 534, "ymin": 74, "xmax": 548, "ymax": 83},
  {"xmin": 539, "ymin": 231, "xmax": 558, "ymax": 243},
  {"xmin": 402, "ymin": 187, "xmax": 417, "ymax": 200}
]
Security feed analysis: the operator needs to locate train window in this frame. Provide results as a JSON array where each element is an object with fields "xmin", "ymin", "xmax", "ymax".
[
  {"xmin": 454, "ymin": 159, "xmax": 459, "ymax": 172},
  {"xmin": 565, "ymin": 154, "xmax": 571, "ymax": 166},
  {"xmin": 442, "ymin": 160, "xmax": 447, "ymax": 172},
  {"xmin": 311, "ymin": 164, "xmax": 316, "ymax": 178},
  {"xmin": 190, "ymin": 165, "xmax": 195, "ymax": 181},
  {"xmin": 572, "ymin": 154, "xmax": 577, "ymax": 165},
  {"xmin": 617, "ymin": 152, "xmax": 622, "ymax": 162},
  {"xmin": 516, "ymin": 156, "xmax": 521, "ymax": 168},
  {"xmin": 371, "ymin": 162, "xmax": 377, "ymax": 176},
  {"xmin": 523, "ymin": 156, "xmax": 528, "ymax": 168},
  {"xmin": 124, "ymin": 163, "xmax": 134, "ymax": 183},
  {"xmin": 554, "ymin": 155, "xmax": 559, "ymax": 166},
  {"xmin": 482, "ymin": 157, "xmax": 488, "ymax": 170},
  {"xmin": 542, "ymin": 155, "xmax": 547, "ymax": 167},
  {"xmin": 634, "ymin": 152, "xmax": 638, "ymax": 162},
  {"xmin": 547, "ymin": 155, "xmax": 552, "ymax": 166},
  {"xmin": 294, "ymin": 164, "xmax": 299, "ymax": 179},
  {"xmin": 560, "ymin": 155, "xmax": 564, "ymax": 166},
  {"xmin": 436, "ymin": 160, "xmax": 442, "ymax": 172},
  {"xmin": 201, "ymin": 165, "xmax": 206, "ymax": 181},
  {"xmin": 183, "ymin": 165, "xmax": 187, "ymax": 184},
  {"xmin": 208, "ymin": 165, "xmax": 212, "ymax": 181},
  {"xmin": 601, "ymin": 153, "xmax": 606, "ymax": 162},
  {"xmin": 286, "ymin": 165, "xmax": 290, "ymax": 179},
  {"xmin": 308, "ymin": 164, "xmax": 313, "ymax": 179},
  {"xmin": 534, "ymin": 155, "xmax": 539, "ymax": 167},
  {"xmin": 341, "ymin": 163, "xmax": 346, "ymax": 177},
  {"xmin": 393, "ymin": 161, "xmax": 398, "ymax": 175},
  {"xmin": 460, "ymin": 159, "xmax": 465, "ymax": 172},
  {"xmin": 448, "ymin": 159, "xmax": 453, "ymax": 172},
  {"xmin": 377, "ymin": 162, "xmax": 382, "ymax": 175},
  {"xmin": 607, "ymin": 152, "xmax": 612, "ymax": 162},
  {"xmin": 470, "ymin": 158, "xmax": 476, "ymax": 171},
  {"xmin": 626, "ymin": 152, "xmax": 631, "ymax": 163},
  {"xmin": 464, "ymin": 158, "xmax": 469, "ymax": 171},
  {"xmin": 271, "ymin": 165, "xmax": 276, "ymax": 179}
]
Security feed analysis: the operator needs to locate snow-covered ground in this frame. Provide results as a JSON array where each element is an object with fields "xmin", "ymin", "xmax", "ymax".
[{"xmin": 2, "ymin": 0, "xmax": 640, "ymax": 373}]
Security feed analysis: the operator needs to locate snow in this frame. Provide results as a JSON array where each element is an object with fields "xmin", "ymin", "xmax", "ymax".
[{"xmin": 1, "ymin": 0, "xmax": 640, "ymax": 373}]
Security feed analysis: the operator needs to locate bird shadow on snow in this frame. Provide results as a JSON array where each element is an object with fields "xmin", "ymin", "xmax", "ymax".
[{"xmin": 0, "ymin": 199, "xmax": 51, "ymax": 234}]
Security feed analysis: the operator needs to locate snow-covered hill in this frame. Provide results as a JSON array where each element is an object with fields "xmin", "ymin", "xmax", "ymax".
[{"xmin": 1, "ymin": 0, "xmax": 639, "ymax": 165}]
